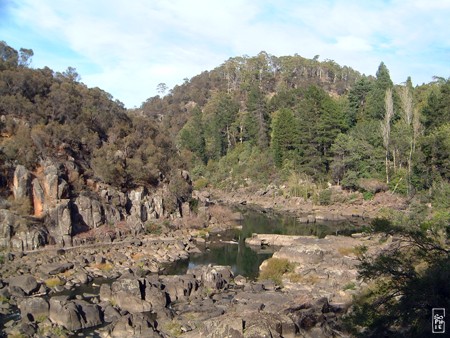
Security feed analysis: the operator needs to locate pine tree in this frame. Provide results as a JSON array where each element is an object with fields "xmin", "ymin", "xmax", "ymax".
[
  {"xmin": 366, "ymin": 62, "xmax": 394, "ymax": 120},
  {"xmin": 271, "ymin": 108, "xmax": 300, "ymax": 167}
]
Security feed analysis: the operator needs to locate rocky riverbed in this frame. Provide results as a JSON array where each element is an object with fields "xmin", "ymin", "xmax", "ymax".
[{"xmin": 0, "ymin": 218, "xmax": 395, "ymax": 338}]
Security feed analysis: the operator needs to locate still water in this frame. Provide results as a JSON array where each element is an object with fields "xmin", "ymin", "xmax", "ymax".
[{"xmin": 165, "ymin": 208, "xmax": 363, "ymax": 279}]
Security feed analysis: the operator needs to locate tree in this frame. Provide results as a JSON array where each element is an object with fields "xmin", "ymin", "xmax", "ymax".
[
  {"xmin": 422, "ymin": 78, "xmax": 450, "ymax": 132},
  {"xmin": 345, "ymin": 218, "xmax": 450, "ymax": 337},
  {"xmin": 245, "ymin": 86, "xmax": 269, "ymax": 148},
  {"xmin": 156, "ymin": 82, "xmax": 168, "ymax": 96},
  {"xmin": 202, "ymin": 92, "xmax": 239, "ymax": 160},
  {"xmin": 178, "ymin": 106, "xmax": 206, "ymax": 163},
  {"xmin": 381, "ymin": 88, "xmax": 394, "ymax": 184},
  {"xmin": 18, "ymin": 48, "xmax": 33, "ymax": 67},
  {"xmin": 271, "ymin": 108, "xmax": 300, "ymax": 167},
  {"xmin": 366, "ymin": 62, "xmax": 394, "ymax": 120},
  {"xmin": 393, "ymin": 80, "xmax": 420, "ymax": 194},
  {"xmin": 348, "ymin": 77, "xmax": 373, "ymax": 125},
  {"xmin": 0, "ymin": 41, "xmax": 19, "ymax": 69}
]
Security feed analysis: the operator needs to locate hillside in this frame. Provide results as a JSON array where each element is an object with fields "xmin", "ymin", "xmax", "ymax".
[
  {"xmin": 0, "ymin": 41, "xmax": 191, "ymax": 251},
  {"xmin": 141, "ymin": 50, "xmax": 449, "ymax": 212},
  {"xmin": 1, "ymin": 40, "xmax": 449, "ymax": 251}
]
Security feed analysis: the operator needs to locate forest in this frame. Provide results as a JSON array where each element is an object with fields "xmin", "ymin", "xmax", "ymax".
[
  {"xmin": 140, "ymin": 50, "xmax": 450, "ymax": 209},
  {"xmin": 0, "ymin": 40, "xmax": 449, "ymax": 336}
]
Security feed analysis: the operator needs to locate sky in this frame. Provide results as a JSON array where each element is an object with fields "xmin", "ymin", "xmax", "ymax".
[{"xmin": 1, "ymin": 0, "xmax": 449, "ymax": 108}]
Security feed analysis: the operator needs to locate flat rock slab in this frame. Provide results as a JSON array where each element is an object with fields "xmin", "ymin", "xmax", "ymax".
[{"xmin": 40, "ymin": 262, "xmax": 74, "ymax": 275}]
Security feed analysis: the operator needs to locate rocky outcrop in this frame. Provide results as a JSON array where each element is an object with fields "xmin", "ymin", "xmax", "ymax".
[
  {"xmin": 12, "ymin": 165, "xmax": 31, "ymax": 200},
  {"xmin": 46, "ymin": 200, "xmax": 72, "ymax": 246},
  {"xmin": 0, "ymin": 209, "xmax": 15, "ymax": 248},
  {"xmin": 1, "ymin": 161, "xmax": 193, "ymax": 251}
]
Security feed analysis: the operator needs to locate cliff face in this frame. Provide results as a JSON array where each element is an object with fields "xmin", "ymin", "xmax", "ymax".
[{"xmin": 0, "ymin": 161, "xmax": 192, "ymax": 251}]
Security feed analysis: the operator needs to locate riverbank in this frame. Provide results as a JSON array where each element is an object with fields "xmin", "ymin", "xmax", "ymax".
[
  {"xmin": 206, "ymin": 185, "xmax": 408, "ymax": 221},
  {"xmin": 0, "ymin": 196, "xmax": 401, "ymax": 337}
]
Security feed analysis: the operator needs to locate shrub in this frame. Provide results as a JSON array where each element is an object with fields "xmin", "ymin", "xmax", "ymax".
[
  {"xmin": 288, "ymin": 272, "xmax": 319, "ymax": 285},
  {"xmin": 45, "ymin": 277, "xmax": 64, "ymax": 288},
  {"xmin": 90, "ymin": 262, "xmax": 113, "ymax": 272},
  {"xmin": 189, "ymin": 198, "xmax": 200, "ymax": 213},
  {"xmin": 286, "ymin": 172, "xmax": 316, "ymax": 199},
  {"xmin": 145, "ymin": 222, "xmax": 162, "ymax": 235},
  {"xmin": 193, "ymin": 177, "xmax": 209, "ymax": 190},
  {"xmin": 343, "ymin": 282, "xmax": 356, "ymax": 291},
  {"xmin": 388, "ymin": 169, "xmax": 408, "ymax": 195},
  {"xmin": 358, "ymin": 178, "xmax": 388, "ymax": 194},
  {"xmin": 362, "ymin": 191, "xmax": 374, "ymax": 200},
  {"xmin": 259, "ymin": 258, "xmax": 294, "ymax": 286},
  {"xmin": 338, "ymin": 246, "xmax": 358, "ymax": 256},
  {"xmin": 163, "ymin": 320, "xmax": 183, "ymax": 337},
  {"xmin": 317, "ymin": 189, "xmax": 332, "ymax": 205}
]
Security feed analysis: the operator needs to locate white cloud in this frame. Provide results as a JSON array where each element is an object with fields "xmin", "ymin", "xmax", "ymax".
[
  {"xmin": 3, "ymin": 0, "xmax": 450, "ymax": 107},
  {"xmin": 335, "ymin": 36, "xmax": 373, "ymax": 52}
]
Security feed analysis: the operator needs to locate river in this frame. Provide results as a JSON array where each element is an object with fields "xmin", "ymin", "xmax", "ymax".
[{"xmin": 165, "ymin": 207, "xmax": 364, "ymax": 279}]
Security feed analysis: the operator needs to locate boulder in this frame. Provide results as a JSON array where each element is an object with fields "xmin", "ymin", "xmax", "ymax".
[
  {"xmin": 272, "ymin": 245, "xmax": 326, "ymax": 264},
  {"xmin": 49, "ymin": 296, "xmax": 82, "ymax": 331},
  {"xmin": 49, "ymin": 296, "xmax": 102, "ymax": 331},
  {"xmin": 73, "ymin": 299, "xmax": 102, "ymax": 329},
  {"xmin": 200, "ymin": 311, "xmax": 295, "ymax": 338},
  {"xmin": 32, "ymin": 178, "xmax": 45, "ymax": 217},
  {"xmin": 8, "ymin": 274, "xmax": 39, "ymax": 295},
  {"xmin": 188, "ymin": 265, "xmax": 233, "ymax": 290},
  {"xmin": 103, "ymin": 304, "xmax": 121, "ymax": 323},
  {"xmin": 110, "ymin": 278, "xmax": 152, "ymax": 313},
  {"xmin": 43, "ymin": 163, "xmax": 59, "ymax": 201},
  {"xmin": 18, "ymin": 297, "xmax": 49, "ymax": 321},
  {"xmin": 109, "ymin": 313, "xmax": 160, "ymax": 338},
  {"xmin": 159, "ymin": 275, "xmax": 199, "ymax": 303},
  {"xmin": 40, "ymin": 262, "xmax": 74, "ymax": 275}
]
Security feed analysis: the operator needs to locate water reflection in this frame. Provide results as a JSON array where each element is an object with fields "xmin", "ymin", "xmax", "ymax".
[{"xmin": 166, "ymin": 208, "xmax": 363, "ymax": 279}]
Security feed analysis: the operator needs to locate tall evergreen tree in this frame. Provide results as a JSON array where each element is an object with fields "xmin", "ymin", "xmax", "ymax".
[
  {"xmin": 347, "ymin": 76, "xmax": 373, "ymax": 125},
  {"xmin": 366, "ymin": 62, "xmax": 394, "ymax": 120},
  {"xmin": 271, "ymin": 108, "xmax": 300, "ymax": 167},
  {"xmin": 245, "ymin": 86, "xmax": 269, "ymax": 149}
]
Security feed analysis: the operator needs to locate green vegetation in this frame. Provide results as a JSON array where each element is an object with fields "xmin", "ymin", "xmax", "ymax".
[
  {"xmin": 0, "ymin": 41, "xmax": 186, "ymax": 206},
  {"xmin": 44, "ymin": 277, "xmax": 65, "ymax": 288},
  {"xmin": 259, "ymin": 257, "xmax": 295, "ymax": 285},
  {"xmin": 342, "ymin": 282, "xmax": 356, "ymax": 291},
  {"xmin": 163, "ymin": 320, "xmax": 183, "ymax": 337},
  {"xmin": 344, "ymin": 217, "xmax": 450, "ymax": 337},
  {"xmin": 145, "ymin": 222, "xmax": 162, "ymax": 235}
]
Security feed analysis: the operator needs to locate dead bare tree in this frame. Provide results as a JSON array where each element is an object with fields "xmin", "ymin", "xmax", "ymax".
[{"xmin": 381, "ymin": 88, "xmax": 394, "ymax": 184}]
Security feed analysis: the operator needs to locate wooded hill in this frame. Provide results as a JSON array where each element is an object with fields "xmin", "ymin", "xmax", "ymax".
[
  {"xmin": 141, "ymin": 51, "xmax": 450, "ymax": 211},
  {"xmin": 1, "ymin": 41, "xmax": 450, "ymax": 212}
]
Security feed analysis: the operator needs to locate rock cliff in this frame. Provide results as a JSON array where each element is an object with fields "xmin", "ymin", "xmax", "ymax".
[{"xmin": 0, "ymin": 161, "xmax": 192, "ymax": 251}]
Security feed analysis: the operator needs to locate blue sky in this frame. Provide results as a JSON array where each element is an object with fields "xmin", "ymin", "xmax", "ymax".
[{"xmin": 1, "ymin": 0, "xmax": 449, "ymax": 108}]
